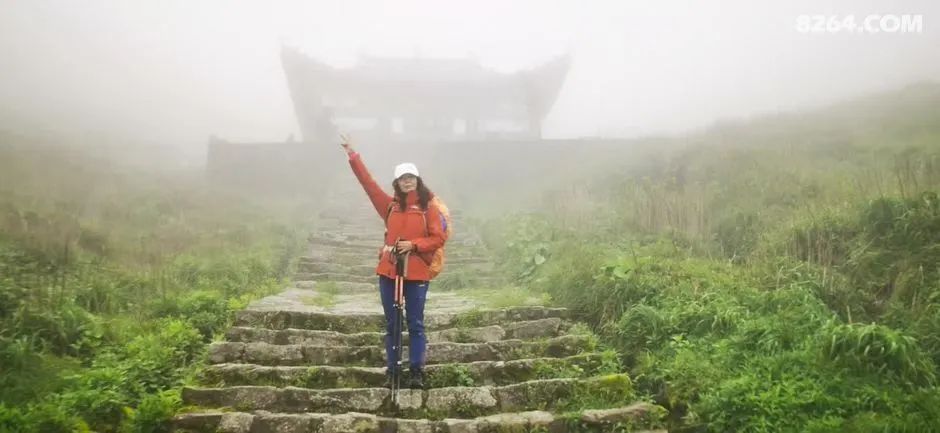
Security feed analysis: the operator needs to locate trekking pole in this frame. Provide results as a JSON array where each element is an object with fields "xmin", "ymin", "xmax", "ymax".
[
  {"xmin": 392, "ymin": 244, "xmax": 413, "ymax": 407},
  {"xmin": 391, "ymin": 245, "xmax": 406, "ymax": 406}
]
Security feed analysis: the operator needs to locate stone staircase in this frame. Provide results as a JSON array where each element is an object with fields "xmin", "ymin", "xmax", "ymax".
[{"xmin": 173, "ymin": 178, "xmax": 667, "ymax": 432}]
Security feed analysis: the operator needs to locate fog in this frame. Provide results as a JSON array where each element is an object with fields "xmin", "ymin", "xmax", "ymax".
[{"xmin": 1, "ymin": 0, "xmax": 938, "ymax": 160}]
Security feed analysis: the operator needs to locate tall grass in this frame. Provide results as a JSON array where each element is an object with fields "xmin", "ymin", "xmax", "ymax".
[
  {"xmin": 472, "ymin": 84, "xmax": 940, "ymax": 432},
  {"xmin": 0, "ymin": 139, "xmax": 313, "ymax": 432}
]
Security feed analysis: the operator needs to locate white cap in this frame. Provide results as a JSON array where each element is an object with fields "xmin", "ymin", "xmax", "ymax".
[{"xmin": 394, "ymin": 162, "xmax": 419, "ymax": 179}]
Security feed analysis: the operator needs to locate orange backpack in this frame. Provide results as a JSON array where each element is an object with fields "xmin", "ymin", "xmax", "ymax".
[{"xmin": 385, "ymin": 196, "xmax": 452, "ymax": 279}]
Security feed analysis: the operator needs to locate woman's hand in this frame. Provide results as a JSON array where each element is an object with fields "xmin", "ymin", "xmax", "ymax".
[
  {"xmin": 395, "ymin": 240, "xmax": 415, "ymax": 253},
  {"xmin": 339, "ymin": 133, "xmax": 355, "ymax": 155}
]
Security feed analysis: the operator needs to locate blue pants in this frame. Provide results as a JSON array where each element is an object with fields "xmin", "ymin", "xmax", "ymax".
[{"xmin": 378, "ymin": 275, "xmax": 428, "ymax": 371}]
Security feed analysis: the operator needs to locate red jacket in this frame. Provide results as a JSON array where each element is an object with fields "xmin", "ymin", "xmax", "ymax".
[{"xmin": 348, "ymin": 152, "xmax": 446, "ymax": 281}]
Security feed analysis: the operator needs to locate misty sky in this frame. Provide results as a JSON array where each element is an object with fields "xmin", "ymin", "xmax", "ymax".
[{"xmin": 1, "ymin": 1, "xmax": 938, "ymax": 157}]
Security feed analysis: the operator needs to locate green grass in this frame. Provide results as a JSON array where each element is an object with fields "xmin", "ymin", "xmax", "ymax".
[
  {"xmin": 459, "ymin": 285, "xmax": 551, "ymax": 308},
  {"xmin": 301, "ymin": 281, "xmax": 340, "ymax": 308},
  {"xmin": 469, "ymin": 84, "xmax": 940, "ymax": 432},
  {"xmin": 0, "ymin": 138, "xmax": 315, "ymax": 432}
]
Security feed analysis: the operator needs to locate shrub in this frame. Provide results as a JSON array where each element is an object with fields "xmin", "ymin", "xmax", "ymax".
[
  {"xmin": 150, "ymin": 291, "xmax": 229, "ymax": 341},
  {"xmin": 121, "ymin": 319, "xmax": 204, "ymax": 395},
  {"xmin": 119, "ymin": 390, "xmax": 180, "ymax": 433},
  {"xmin": 819, "ymin": 322, "xmax": 936, "ymax": 387}
]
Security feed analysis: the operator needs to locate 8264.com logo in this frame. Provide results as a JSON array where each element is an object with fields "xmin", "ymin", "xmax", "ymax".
[{"xmin": 795, "ymin": 14, "xmax": 924, "ymax": 34}]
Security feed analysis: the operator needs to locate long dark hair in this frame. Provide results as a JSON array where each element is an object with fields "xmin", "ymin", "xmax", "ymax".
[{"xmin": 392, "ymin": 176, "xmax": 432, "ymax": 211}]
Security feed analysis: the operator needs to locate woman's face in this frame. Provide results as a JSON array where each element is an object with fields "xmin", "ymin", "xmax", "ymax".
[{"xmin": 396, "ymin": 174, "xmax": 418, "ymax": 193}]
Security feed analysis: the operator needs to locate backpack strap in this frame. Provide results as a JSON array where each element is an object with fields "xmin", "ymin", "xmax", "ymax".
[
  {"xmin": 385, "ymin": 201, "xmax": 396, "ymax": 224},
  {"xmin": 383, "ymin": 201, "xmax": 395, "ymax": 240},
  {"xmin": 386, "ymin": 199, "xmax": 443, "ymax": 246},
  {"xmin": 421, "ymin": 199, "xmax": 447, "ymax": 237}
]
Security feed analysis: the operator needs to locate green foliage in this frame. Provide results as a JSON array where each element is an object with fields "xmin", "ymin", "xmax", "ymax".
[
  {"xmin": 575, "ymin": 373, "xmax": 635, "ymax": 407},
  {"xmin": 453, "ymin": 308, "xmax": 486, "ymax": 328},
  {"xmin": 45, "ymin": 320, "xmax": 199, "ymax": 431},
  {"xmin": 460, "ymin": 286, "xmax": 549, "ymax": 308},
  {"xmin": 426, "ymin": 364, "xmax": 475, "ymax": 387},
  {"xmin": 301, "ymin": 281, "xmax": 339, "ymax": 308},
  {"xmin": 0, "ymin": 140, "xmax": 307, "ymax": 431},
  {"xmin": 0, "ymin": 401, "xmax": 88, "ymax": 433},
  {"xmin": 848, "ymin": 192, "xmax": 940, "ymax": 305},
  {"xmin": 150, "ymin": 291, "xmax": 230, "ymax": 340},
  {"xmin": 494, "ymin": 213, "xmax": 558, "ymax": 281},
  {"xmin": 780, "ymin": 208, "xmax": 857, "ymax": 268},
  {"xmin": 122, "ymin": 319, "xmax": 205, "ymax": 393},
  {"xmin": 0, "ymin": 404, "xmax": 31, "ymax": 433},
  {"xmin": 532, "ymin": 358, "xmax": 587, "ymax": 380},
  {"xmin": 488, "ymin": 190, "xmax": 940, "ymax": 431},
  {"xmin": 432, "ymin": 266, "xmax": 491, "ymax": 290},
  {"xmin": 696, "ymin": 351, "xmax": 940, "ymax": 433},
  {"xmin": 820, "ymin": 322, "xmax": 935, "ymax": 386},
  {"xmin": 714, "ymin": 209, "xmax": 762, "ymax": 261},
  {"xmin": 468, "ymin": 85, "xmax": 940, "ymax": 432},
  {"xmin": 119, "ymin": 390, "xmax": 181, "ymax": 433}
]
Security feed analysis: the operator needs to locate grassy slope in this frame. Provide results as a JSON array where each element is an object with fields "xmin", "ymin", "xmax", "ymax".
[
  {"xmin": 473, "ymin": 82, "xmax": 940, "ymax": 432},
  {"xmin": 0, "ymin": 137, "xmax": 314, "ymax": 432}
]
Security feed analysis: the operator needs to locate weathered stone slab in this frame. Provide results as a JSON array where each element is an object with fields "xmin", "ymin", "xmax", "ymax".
[
  {"xmin": 199, "ymin": 353, "xmax": 609, "ymax": 389},
  {"xmin": 580, "ymin": 402, "xmax": 666, "ymax": 426},
  {"xmin": 225, "ymin": 322, "xmax": 526, "ymax": 346},
  {"xmin": 234, "ymin": 306, "xmax": 568, "ymax": 333},
  {"xmin": 182, "ymin": 375, "xmax": 633, "ymax": 417},
  {"xmin": 503, "ymin": 318, "xmax": 563, "ymax": 340},
  {"xmin": 295, "ymin": 261, "xmax": 375, "ymax": 275},
  {"xmin": 172, "ymin": 405, "xmax": 665, "ymax": 433},
  {"xmin": 292, "ymin": 272, "xmax": 376, "ymax": 284},
  {"xmin": 208, "ymin": 335, "xmax": 593, "ymax": 366}
]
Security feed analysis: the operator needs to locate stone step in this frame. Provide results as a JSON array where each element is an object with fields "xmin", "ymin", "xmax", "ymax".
[
  {"xmin": 325, "ymin": 232, "xmax": 382, "ymax": 242},
  {"xmin": 316, "ymin": 229, "xmax": 379, "ymax": 237},
  {"xmin": 296, "ymin": 261, "xmax": 375, "ymax": 275},
  {"xmin": 444, "ymin": 246, "xmax": 491, "ymax": 254},
  {"xmin": 199, "ymin": 352, "xmax": 612, "ymax": 389},
  {"xmin": 224, "ymin": 318, "xmax": 565, "ymax": 346},
  {"xmin": 182, "ymin": 374, "xmax": 635, "ymax": 417},
  {"xmin": 298, "ymin": 251, "xmax": 493, "ymax": 267},
  {"xmin": 307, "ymin": 236, "xmax": 378, "ymax": 249},
  {"xmin": 208, "ymin": 334, "xmax": 594, "ymax": 366},
  {"xmin": 318, "ymin": 209, "xmax": 365, "ymax": 219},
  {"xmin": 311, "ymin": 245, "xmax": 377, "ymax": 255},
  {"xmin": 246, "ymin": 290, "xmax": 482, "ymax": 316},
  {"xmin": 302, "ymin": 250, "xmax": 495, "ymax": 264},
  {"xmin": 293, "ymin": 272, "xmax": 376, "ymax": 284},
  {"xmin": 446, "ymin": 253, "xmax": 495, "ymax": 261},
  {"xmin": 298, "ymin": 262, "xmax": 377, "ymax": 275},
  {"xmin": 431, "ymin": 274, "xmax": 503, "ymax": 289},
  {"xmin": 234, "ymin": 306, "xmax": 568, "ymax": 333},
  {"xmin": 317, "ymin": 210, "xmax": 375, "ymax": 218},
  {"xmin": 292, "ymin": 280, "xmax": 374, "ymax": 292},
  {"xmin": 447, "ymin": 257, "xmax": 491, "ymax": 265},
  {"xmin": 174, "ymin": 404, "xmax": 666, "ymax": 433},
  {"xmin": 446, "ymin": 263, "xmax": 496, "ymax": 273},
  {"xmin": 298, "ymin": 248, "xmax": 370, "ymax": 257},
  {"xmin": 301, "ymin": 251, "xmax": 378, "ymax": 263}
]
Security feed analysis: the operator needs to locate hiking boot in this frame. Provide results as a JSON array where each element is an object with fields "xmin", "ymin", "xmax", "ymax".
[{"xmin": 408, "ymin": 368, "xmax": 425, "ymax": 389}]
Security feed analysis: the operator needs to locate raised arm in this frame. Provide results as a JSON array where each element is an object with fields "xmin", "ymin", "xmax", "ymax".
[{"xmin": 347, "ymin": 151, "xmax": 393, "ymax": 219}]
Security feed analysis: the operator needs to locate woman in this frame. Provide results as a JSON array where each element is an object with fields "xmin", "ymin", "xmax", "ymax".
[{"xmin": 341, "ymin": 139, "xmax": 447, "ymax": 389}]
